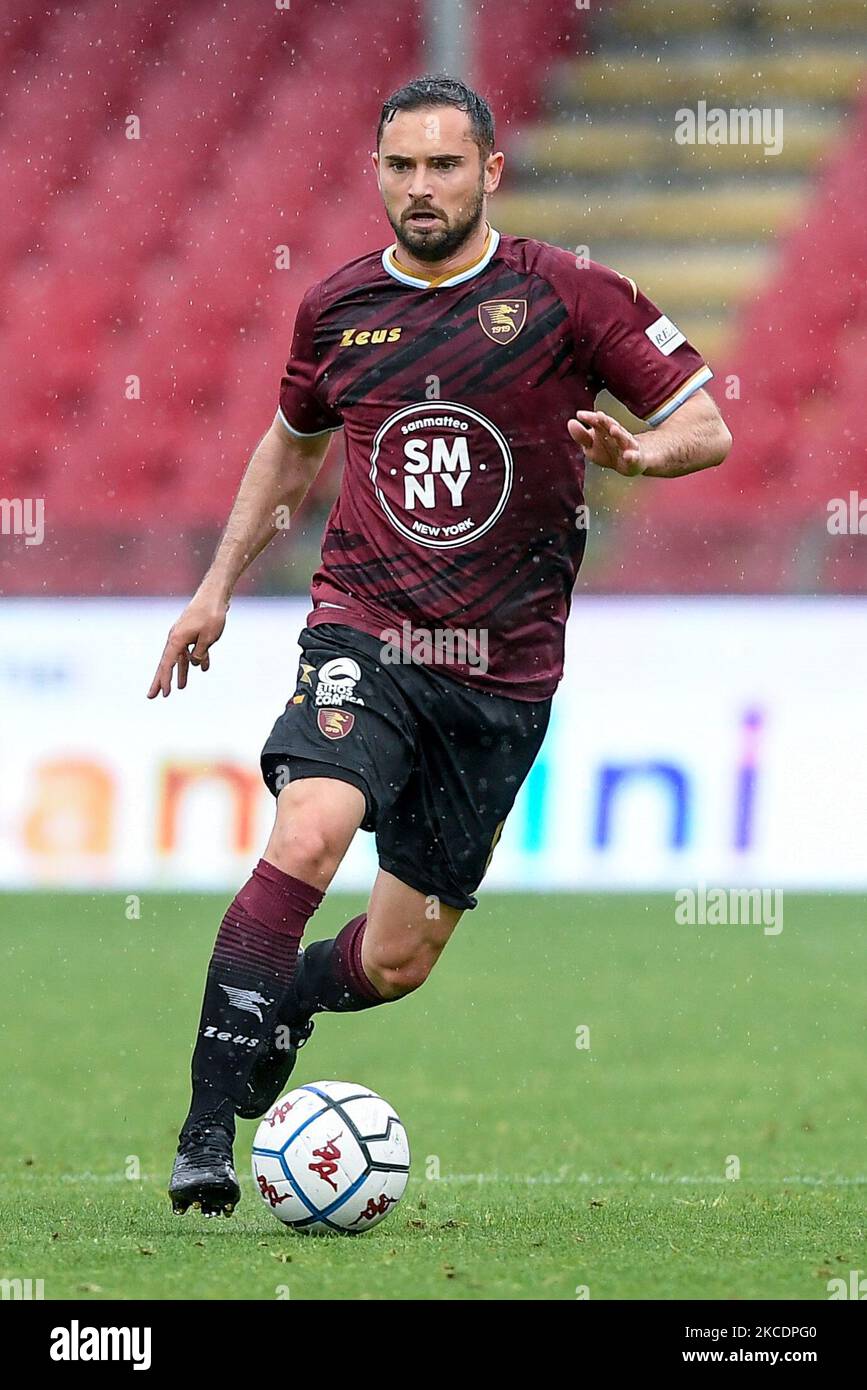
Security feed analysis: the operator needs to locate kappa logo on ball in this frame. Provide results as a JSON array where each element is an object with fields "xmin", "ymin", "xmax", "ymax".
[
  {"xmin": 317, "ymin": 708, "xmax": 355, "ymax": 739},
  {"xmin": 251, "ymin": 1079, "xmax": 410, "ymax": 1235}
]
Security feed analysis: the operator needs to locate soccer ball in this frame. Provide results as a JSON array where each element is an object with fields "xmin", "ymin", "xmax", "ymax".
[{"xmin": 251, "ymin": 1080, "xmax": 410, "ymax": 1235}]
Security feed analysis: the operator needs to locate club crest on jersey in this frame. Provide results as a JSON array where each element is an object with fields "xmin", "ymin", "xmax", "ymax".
[
  {"xmin": 317, "ymin": 708, "xmax": 355, "ymax": 739},
  {"xmin": 477, "ymin": 299, "xmax": 527, "ymax": 343}
]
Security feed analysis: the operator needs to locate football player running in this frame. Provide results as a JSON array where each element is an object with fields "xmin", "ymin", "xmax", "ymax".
[{"xmin": 149, "ymin": 75, "xmax": 731, "ymax": 1216}]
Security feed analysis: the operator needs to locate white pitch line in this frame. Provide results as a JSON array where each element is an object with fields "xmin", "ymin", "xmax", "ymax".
[
  {"xmin": 16, "ymin": 1171, "xmax": 867, "ymax": 1187},
  {"xmin": 436, "ymin": 1173, "xmax": 867, "ymax": 1187}
]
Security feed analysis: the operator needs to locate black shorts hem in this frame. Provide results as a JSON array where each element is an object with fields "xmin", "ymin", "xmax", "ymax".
[
  {"xmin": 261, "ymin": 753, "xmax": 375, "ymax": 832},
  {"xmin": 376, "ymin": 854, "xmax": 478, "ymax": 912}
]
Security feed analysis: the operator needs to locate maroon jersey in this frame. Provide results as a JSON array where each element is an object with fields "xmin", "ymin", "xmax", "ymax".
[{"xmin": 278, "ymin": 225, "xmax": 711, "ymax": 699}]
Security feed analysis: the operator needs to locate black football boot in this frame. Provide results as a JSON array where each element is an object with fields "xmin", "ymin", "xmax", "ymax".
[{"xmin": 168, "ymin": 1115, "xmax": 240, "ymax": 1217}]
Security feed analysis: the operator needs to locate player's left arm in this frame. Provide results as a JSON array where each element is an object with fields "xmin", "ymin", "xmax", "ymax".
[{"xmin": 567, "ymin": 389, "xmax": 732, "ymax": 479}]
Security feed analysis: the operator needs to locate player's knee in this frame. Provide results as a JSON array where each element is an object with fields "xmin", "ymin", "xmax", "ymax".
[
  {"xmin": 266, "ymin": 785, "xmax": 350, "ymax": 886},
  {"xmin": 268, "ymin": 825, "xmax": 338, "ymax": 886}
]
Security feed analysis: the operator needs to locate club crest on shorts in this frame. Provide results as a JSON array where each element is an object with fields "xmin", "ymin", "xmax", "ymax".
[
  {"xmin": 317, "ymin": 708, "xmax": 355, "ymax": 739},
  {"xmin": 478, "ymin": 299, "xmax": 527, "ymax": 343}
]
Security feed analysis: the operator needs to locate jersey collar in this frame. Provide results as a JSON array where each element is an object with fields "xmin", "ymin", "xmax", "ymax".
[{"xmin": 381, "ymin": 223, "xmax": 500, "ymax": 290}]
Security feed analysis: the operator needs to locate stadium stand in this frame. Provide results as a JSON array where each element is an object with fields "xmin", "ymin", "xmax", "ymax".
[
  {"xmin": 0, "ymin": 0, "xmax": 863, "ymax": 595},
  {"xmin": 495, "ymin": 0, "xmax": 867, "ymax": 593}
]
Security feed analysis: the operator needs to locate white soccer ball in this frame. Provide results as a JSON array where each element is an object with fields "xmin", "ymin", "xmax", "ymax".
[{"xmin": 251, "ymin": 1080, "xmax": 410, "ymax": 1235}]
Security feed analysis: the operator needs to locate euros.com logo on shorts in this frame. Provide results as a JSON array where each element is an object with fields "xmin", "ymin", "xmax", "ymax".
[{"xmin": 369, "ymin": 401, "xmax": 514, "ymax": 549}]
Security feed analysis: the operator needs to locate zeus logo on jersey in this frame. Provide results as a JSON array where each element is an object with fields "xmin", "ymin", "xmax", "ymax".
[
  {"xmin": 370, "ymin": 402, "xmax": 514, "ymax": 550},
  {"xmin": 340, "ymin": 327, "xmax": 402, "ymax": 347}
]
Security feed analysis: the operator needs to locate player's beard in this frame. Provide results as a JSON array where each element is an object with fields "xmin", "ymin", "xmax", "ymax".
[{"xmin": 391, "ymin": 177, "xmax": 486, "ymax": 264}]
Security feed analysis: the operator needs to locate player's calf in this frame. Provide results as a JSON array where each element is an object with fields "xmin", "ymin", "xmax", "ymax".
[
  {"xmin": 361, "ymin": 938, "xmax": 440, "ymax": 999},
  {"xmin": 242, "ymin": 906, "xmax": 440, "ymax": 1117},
  {"xmin": 240, "ymin": 913, "xmax": 386, "ymax": 1118},
  {"xmin": 362, "ymin": 869, "xmax": 462, "ymax": 998},
  {"xmin": 242, "ymin": 889, "xmax": 461, "ymax": 1117}
]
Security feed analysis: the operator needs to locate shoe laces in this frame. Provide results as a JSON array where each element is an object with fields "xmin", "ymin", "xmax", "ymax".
[{"xmin": 179, "ymin": 1117, "xmax": 234, "ymax": 1159}]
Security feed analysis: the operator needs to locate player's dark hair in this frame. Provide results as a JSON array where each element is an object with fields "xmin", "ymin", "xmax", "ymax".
[{"xmin": 376, "ymin": 74, "xmax": 495, "ymax": 160}]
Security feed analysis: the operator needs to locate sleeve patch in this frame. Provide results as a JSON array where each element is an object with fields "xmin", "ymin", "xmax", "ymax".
[{"xmin": 645, "ymin": 315, "xmax": 686, "ymax": 356}]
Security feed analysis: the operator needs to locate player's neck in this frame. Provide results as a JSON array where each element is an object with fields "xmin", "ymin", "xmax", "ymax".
[{"xmin": 390, "ymin": 219, "xmax": 492, "ymax": 283}]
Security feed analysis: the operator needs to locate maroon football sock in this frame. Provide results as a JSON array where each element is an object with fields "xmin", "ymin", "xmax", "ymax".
[
  {"xmin": 183, "ymin": 858, "xmax": 324, "ymax": 1135},
  {"xmin": 292, "ymin": 913, "xmax": 387, "ymax": 1015}
]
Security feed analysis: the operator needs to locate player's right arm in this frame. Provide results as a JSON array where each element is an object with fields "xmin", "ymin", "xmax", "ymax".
[{"xmin": 146, "ymin": 413, "xmax": 331, "ymax": 698}]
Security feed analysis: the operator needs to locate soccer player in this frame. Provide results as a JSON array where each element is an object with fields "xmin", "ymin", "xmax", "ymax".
[{"xmin": 149, "ymin": 75, "xmax": 732, "ymax": 1216}]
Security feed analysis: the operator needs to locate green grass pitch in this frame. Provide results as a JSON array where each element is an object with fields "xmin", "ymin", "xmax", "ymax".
[{"xmin": 0, "ymin": 891, "xmax": 863, "ymax": 1301}]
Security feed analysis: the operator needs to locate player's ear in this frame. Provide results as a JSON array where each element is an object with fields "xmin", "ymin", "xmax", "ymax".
[{"xmin": 484, "ymin": 151, "xmax": 504, "ymax": 196}]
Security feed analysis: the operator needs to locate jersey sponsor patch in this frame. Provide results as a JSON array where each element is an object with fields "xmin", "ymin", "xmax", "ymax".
[
  {"xmin": 369, "ymin": 401, "xmax": 514, "ymax": 551},
  {"xmin": 645, "ymin": 314, "xmax": 686, "ymax": 356},
  {"xmin": 314, "ymin": 656, "xmax": 365, "ymax": 708}
]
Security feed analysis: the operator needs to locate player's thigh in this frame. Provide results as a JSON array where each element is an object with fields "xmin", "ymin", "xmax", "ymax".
[
  {"xmin": 260, "ymin": 623, "xmax": 418, "ymax": 836},
  {"xmin": 362, "ymin": 867, "xmax": 463, "ymax": 988},
  {"xmin": 376, "ymin": 677, "xmax": 552, "ymax": 910},
  {"xmin": 263, "ymin": 777, "xmax": 366, "ymax": 889}
]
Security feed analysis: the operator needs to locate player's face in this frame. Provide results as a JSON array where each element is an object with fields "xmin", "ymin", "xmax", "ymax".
[{"xmin": 374, "ymin": 107, "xmax": 496, "ymax": 263}]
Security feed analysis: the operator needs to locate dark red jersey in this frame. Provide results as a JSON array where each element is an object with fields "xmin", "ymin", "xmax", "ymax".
[{"xmin": 278, "ymin": 225, "xmax": 711, "ymax": 699}]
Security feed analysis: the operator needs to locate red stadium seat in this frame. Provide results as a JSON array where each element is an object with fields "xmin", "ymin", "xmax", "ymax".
[{"xmin": 2, "ymin": 0, "xmax": 776, "ymax": 598}]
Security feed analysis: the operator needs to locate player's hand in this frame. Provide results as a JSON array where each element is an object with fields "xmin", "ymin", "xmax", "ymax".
[
  {"xmin": 147, "ymin": 592, "xmax": 229, "ymax": 698},
  {"xmin": 567, "ymin": 410, "xmax": 645, "ymax": 477}
]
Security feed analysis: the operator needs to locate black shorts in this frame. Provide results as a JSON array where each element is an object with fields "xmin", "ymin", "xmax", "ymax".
[{"xmin": 260, "ymin": 623, "xmax": 551, "ymax": 910}]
